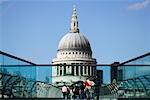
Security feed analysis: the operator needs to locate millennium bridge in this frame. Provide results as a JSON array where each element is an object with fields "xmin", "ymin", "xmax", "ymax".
[{"xmin": 0, "ymin": 51, "xmax": 150, "ymax": 99}]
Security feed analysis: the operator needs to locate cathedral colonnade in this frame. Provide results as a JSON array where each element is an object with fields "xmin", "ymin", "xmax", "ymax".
[{"xmin": 55, "ymin": 63, "xmax": 96, "ymax": 76}]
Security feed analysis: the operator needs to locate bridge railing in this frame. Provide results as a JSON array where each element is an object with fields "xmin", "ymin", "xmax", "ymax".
[{"xmin": 0, "ymin": 64, "xmax": 150, "ymax": 98}]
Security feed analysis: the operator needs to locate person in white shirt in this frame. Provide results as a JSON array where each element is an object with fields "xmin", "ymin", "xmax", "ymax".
[{"xmin": 61, "ymin": 85, "xmax": 67, "ymax": 99}]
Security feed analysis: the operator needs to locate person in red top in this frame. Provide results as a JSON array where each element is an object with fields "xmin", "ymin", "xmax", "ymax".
[
  {"xmin": 84, "ymin": 78, "xmax": 95, "ymax": 89},
  {"xmin": 84, "ymin": 78, "xmax": 95, "ymax": 99}
]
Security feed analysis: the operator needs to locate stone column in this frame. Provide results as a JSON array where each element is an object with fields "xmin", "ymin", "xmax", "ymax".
[
  {"xmin": 70, "ymin": 66, "xmax": 72, "ymax": 74},
  {"xmin": 74, "ymin": 65, "xmax": 76, "ymax": 76},
  {"xmin": 78, "ymin": 65, "xmax": 81, "ymax": 76},
  {"xmin": 83, "ymin": 66, "xmax": 85, "ymax": 75},
  {"xmin": 86, "ymin": 66, "xmax": 88, "ymax": 75},
  {"xmin": 90, "ymin": 66, "xmax": 92, "ymax": 76}
]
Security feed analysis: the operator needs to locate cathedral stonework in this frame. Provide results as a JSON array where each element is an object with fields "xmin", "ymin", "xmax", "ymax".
[{"xmin": 52, "ymin": 6, "xmax": 97, "ymax": 86}]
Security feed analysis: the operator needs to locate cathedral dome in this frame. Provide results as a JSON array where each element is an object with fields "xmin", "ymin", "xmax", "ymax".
[
  {"xmin": 58, "ymin": 33, "xmax": 92, "ymax": 51},
  {"xmin": 58, "ymin": 6, "xmax": 91, "ymax": 52}
]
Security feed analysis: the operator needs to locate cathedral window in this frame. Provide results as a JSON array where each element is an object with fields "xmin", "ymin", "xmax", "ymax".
[
  {"xmin": 84, "ymin": 66, "xmax": 87, "ymax": 74},
  {"xmin": 64, "ymin": 66, "xmax": 66, "ymax": 75},
  {"xmin": 91, "ymin": 66, "xmax": 93, "ymax": 76},
  {"xmin": 88, "ymin": 66, "xmax": 90, "ymax": 75},
  {"xmin": 60, "ymin": 66, "xmax": 62, "ymax": 76},
  {"xmin": 80, "ymin": 66, "xmax": 83, "ymax": 75},
  {"xmin": 71, "ymin": 65, "xmax": 74, "ymax": 75},
  {"xmin": 76, "ymin": 65, "xmax": 78, "ymax": 75}
]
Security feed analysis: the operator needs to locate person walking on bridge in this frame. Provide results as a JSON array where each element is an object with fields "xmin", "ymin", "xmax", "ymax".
[{"xmin": 61, "ymin": 85, "xmax": 68, "ymax": 99}]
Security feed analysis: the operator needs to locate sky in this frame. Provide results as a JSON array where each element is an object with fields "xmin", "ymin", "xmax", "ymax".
[
  {"xmin": 0, "ymin": 0, "xmax": 150, "ymax": 83},
  {"xmin": 1, "ymin": 0, "xmax": 150, "ymax": 64}
]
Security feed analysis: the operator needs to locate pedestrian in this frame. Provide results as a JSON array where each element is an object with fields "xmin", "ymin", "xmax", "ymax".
[
  {"xmin": 73, "ymin": 85, "xmax": 80, "ymax": 99},
  {"xmin": 84, "ymin": 78, "xmax": 95, "ymax": 99},
  {"xmin": 66, "ymin": 86, "xmax": 70, "ymax": 99},
  {"xmin": 79, "ymin": 82, "xmax": 85, "ymax": 99},
  {"xmin": 70, "ymin": 87, "xmax": 74, "ymax": 99},
  {"xmin": 85, "ymin": 88, "xmax": 90, "ymax": 100},
  {"xmin": 93, "ymin": 76, "xmax": 100, "ymax": 100},
  {"xmin": 61, "ymin": 85, "xmax": 67, "ymax": 99}
]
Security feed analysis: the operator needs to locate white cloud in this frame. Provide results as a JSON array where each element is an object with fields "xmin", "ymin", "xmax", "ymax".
[{"xmin": 128, "ymin": 0, "xmax": 150, "ymax": 10}]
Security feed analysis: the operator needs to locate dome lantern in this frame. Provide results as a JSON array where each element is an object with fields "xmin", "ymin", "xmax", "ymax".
[{"xmin": 70, "ymin": 5, "xmax": 79, "ymax": 33}]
